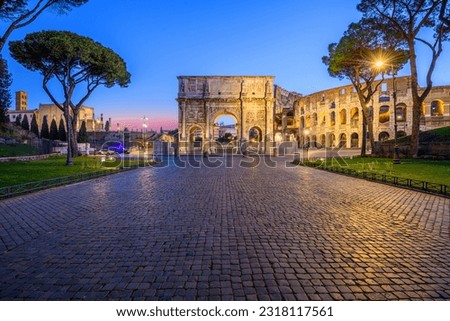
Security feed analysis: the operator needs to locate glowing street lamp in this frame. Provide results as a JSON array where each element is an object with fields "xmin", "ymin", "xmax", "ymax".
[
  {"xmin": 142, "ymin": 115, "xmax": 148, "ymax": 152},
  {"xmin": 303, "ymin": 128, "xmax": 310, "ymax": 149},
  {"xmin": 374, "ymin": 60, "xmax": 384, "ymax": 69},
  {"xmin": 375, "ymin": 60, "xmax": 401, "ymax": 164}
]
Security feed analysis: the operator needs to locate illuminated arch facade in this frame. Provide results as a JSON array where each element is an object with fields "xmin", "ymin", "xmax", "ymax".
[{"xmin": 177, "ymin": 76, "xmax": 274, "ymax": 154}]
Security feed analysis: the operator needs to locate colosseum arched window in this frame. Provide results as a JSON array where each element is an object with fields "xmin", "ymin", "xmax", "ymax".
[
  {"xmin": 379, "ymin": 94, "xmax": 390, "ymax": 103},
  {"xmin": 320, "ymin": 134, "xmax": 326, "ymax": 147},
  {"xmin": 351, "ymin": 133, "xmax": 359, "ymax": 148},
  {"xmin": 320, "ymin": 112, "xmax": 326, "ymax": 126},
  {"xmin": 396, "ymin": 103, "xmax": 407, "ymax": 122},
  {"xmin": 339, "ymin": 133, "xmax": 347, "ymax": 147},
  {"xmin": 350, "ymin": 107, "xmax": 359, "ymax": 127},
  {"xmin": 379, "ymin": 105, "xmax": 390, "ymax": 123},
  {"xmin": 431, "ymin": 100, "xmax": 444, "ymax": 116},
  {"xmin": 378, "ymin": 131, "xmax": 390, "ymax": 142},
  {"xmin": 339, "ymin": 109, "xmax": 347, "ymax": 125},
  {"xmin": 329, "ymin": 133, "xmax": 336, "ymax": 147},
  {"xmin": 330, "ymin": 111, "xmax": 336, "ymax": 126},
  {"xmin": 312, "ymin": 113, "xmax": 318, "ymax": 126}
]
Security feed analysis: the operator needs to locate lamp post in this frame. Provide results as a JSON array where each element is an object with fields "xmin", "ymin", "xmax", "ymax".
[
  {"xmin": 303, "ymin": 128, "xmax": 310, "ymax": 148},
  {"xmin": 375, "ymin": 60, "xmax": 401, "ymax": 164},
  {"xmin": 142, "ymin": 115, "xmax": 148, "ymax": 153},
  {"xmin": 303, "ymin": 128, "xmax": 310, "ymax": 160}
]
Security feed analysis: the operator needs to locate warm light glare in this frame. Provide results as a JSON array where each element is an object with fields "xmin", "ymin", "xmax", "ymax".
[{"xmin": 375, "ymin": 60, "xmax": 384, "ymax": 68}]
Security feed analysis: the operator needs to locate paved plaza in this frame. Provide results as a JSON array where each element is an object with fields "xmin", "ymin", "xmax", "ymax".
[{"xmin": 0, "ymin": 156, "xmax": 449, "ymax": 300}]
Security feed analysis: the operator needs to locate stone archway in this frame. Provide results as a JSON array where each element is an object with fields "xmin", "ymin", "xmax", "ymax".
[
  {"xmin": 378, "ymin": 131, "xmax": 390, "ymax": 142},
  {"xmin": 248, "ymin": 126, "xmax": 263, "ymax": 153},
  {"xmin": 338, "ymin": 133, "xmax": 347, "ymax": 148},
  {"xmin": 351, "ymin": 133, "xmax": 359, "ymax": 148},
  {"xmin": 328, "ymin": 133, "xmax": 336, "ymax": 147},
  {"xmin": 188, "ymin": 125, "xmax": 204, "ymax": 153},
  {"xmin": 212, "ymin": 113, "xmax": 239, "ymax": 154},
  {"xmin": 177, "ymin": 76, "xmax": 274, "ymax": 155}
]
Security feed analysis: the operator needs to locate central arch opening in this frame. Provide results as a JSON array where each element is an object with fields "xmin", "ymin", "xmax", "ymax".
[
  {"xmin": 212, "ymin": 114, "xmax": 238, "ymax": 155},
  {"xmin": 214, "ymin": 115, "xmax": 237, "ymax": 143}
]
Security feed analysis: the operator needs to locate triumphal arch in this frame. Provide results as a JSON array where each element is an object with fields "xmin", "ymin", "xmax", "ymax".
[{"xmin": 177, "ymin": 76, "xmax": 275, "ymax": 154}]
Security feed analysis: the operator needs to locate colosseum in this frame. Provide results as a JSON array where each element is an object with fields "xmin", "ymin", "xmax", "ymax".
[{"xmin": 282, "ymin": 76, "xmax": 450, "ymax": 149}]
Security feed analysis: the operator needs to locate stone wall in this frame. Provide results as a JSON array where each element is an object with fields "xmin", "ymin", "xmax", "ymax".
[
  {"xmin": 0, "ymin": 154, "xmax": 52, "ymax": 163},
  {"xmin": 376, "ymin": 142, "xmax": 450, "ymax": 159}
]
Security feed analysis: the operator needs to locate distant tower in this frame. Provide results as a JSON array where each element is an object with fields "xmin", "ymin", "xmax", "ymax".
[{"xmin": 15, "ymin": 91, "xmax": 28, "ymax": 111}]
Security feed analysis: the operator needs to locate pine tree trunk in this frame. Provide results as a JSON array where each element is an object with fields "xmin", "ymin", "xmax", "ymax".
[
  {"xmin": 408, "ymin": 43, "xmax": 420, "ymax": 158},
  {"xmin": 361, "ymin": 120, "xmax": 367, "ymax": 157},
  {"xmin": 64, "ymin": 110, "xmax": 73, "ymax": 166},
  {"xmin": 70, "ymin": 113, "xmax": 79, "ymax": 157},
  {"xmin": 367, "ymin": 117, "xmax": 376, "ymax": 155}
]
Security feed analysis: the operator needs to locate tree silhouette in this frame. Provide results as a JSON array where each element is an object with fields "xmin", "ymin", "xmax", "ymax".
[
  {"xmin": 78, "ymin": 120, "xmax": 88, "ymax": 143},
  {"xmin": 0, "ymin": 55, "xmax": 12, "ymax": 125},
  {"xmin": 58, "ymin": 118, "xmax": 66, "ymax": 141},
  {"xmin": 441, "ymin": 0, "xmax": 450, "ymax": 28},
  {"xmin": 0, "ymin": 0, "xmax": 88, "ymax": 52},
  {"xmin": 323, "ymin": 20, "xmax": 406, "ymax": 156},
  {"xmin": 30, "ymin": 113, "xmax": 39, "ymax": 137},
  {"xmin": 10, "ymin": 30, "xmax": 130, "ymax": 165},
  {"xmin": 41, "ymin": 115, "xmax": 49, "ymax": 139},
  {"xmin": 14, "ymin": 113, "xmax": 21, "ymax": 127},
  {"xmin": 21, "ymin": 113, "xmax": 29, "ymax": 131},
  {"xmin": 49, "ymin": 118, "xmax": 58, "ymax": 140},
  {"xmin": 358, "ymin": 0, "xmax": 449, "ymax": 157}
]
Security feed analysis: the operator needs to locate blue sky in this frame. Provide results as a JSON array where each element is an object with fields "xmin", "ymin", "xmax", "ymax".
[{"xmin": 3, "ymin": 0, "xmax": 450, "ymax": 130}]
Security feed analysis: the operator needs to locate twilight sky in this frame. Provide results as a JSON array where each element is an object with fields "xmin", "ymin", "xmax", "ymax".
[{"xmin": 2, "ymin": 0, "xmax": 450, "ymax": 130}]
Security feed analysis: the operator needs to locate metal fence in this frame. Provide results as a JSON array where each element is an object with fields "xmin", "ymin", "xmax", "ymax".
[{"xmin": 300, "ymin": 161, "xmax": 449, "ymax": 198}]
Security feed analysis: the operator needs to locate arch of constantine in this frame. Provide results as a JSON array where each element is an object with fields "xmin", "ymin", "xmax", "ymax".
[{"xmin": 177, "ymin": 76, "xmax": 274, "ymax": 154}]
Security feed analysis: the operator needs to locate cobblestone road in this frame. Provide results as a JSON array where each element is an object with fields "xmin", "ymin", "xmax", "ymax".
[{"xmin": 0, "ymin": 156, "xmax": 449, "ymax": 300}]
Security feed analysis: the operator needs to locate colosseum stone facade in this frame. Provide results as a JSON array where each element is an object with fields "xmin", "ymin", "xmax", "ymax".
[{"xmin": 288, "ymin": 76, "xmax": 450, "ymax": 149}]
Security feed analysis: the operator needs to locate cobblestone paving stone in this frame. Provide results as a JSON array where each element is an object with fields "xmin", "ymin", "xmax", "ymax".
[{"xmin": 0, "ymin": 155, "xmax": 449, "ymax": 300}]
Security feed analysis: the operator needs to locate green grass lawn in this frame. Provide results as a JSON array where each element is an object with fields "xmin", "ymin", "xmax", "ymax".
[
  {"xmin": 0, "ymin": 144, "xmax": 39, "ymax": 157},
  {"xmin": 0, "ymin": 155, "xmax": 120, "ymax": 188},
  {"xmin": 308, "ymin": 157, "xmax": 450, "ymax": 186}
]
